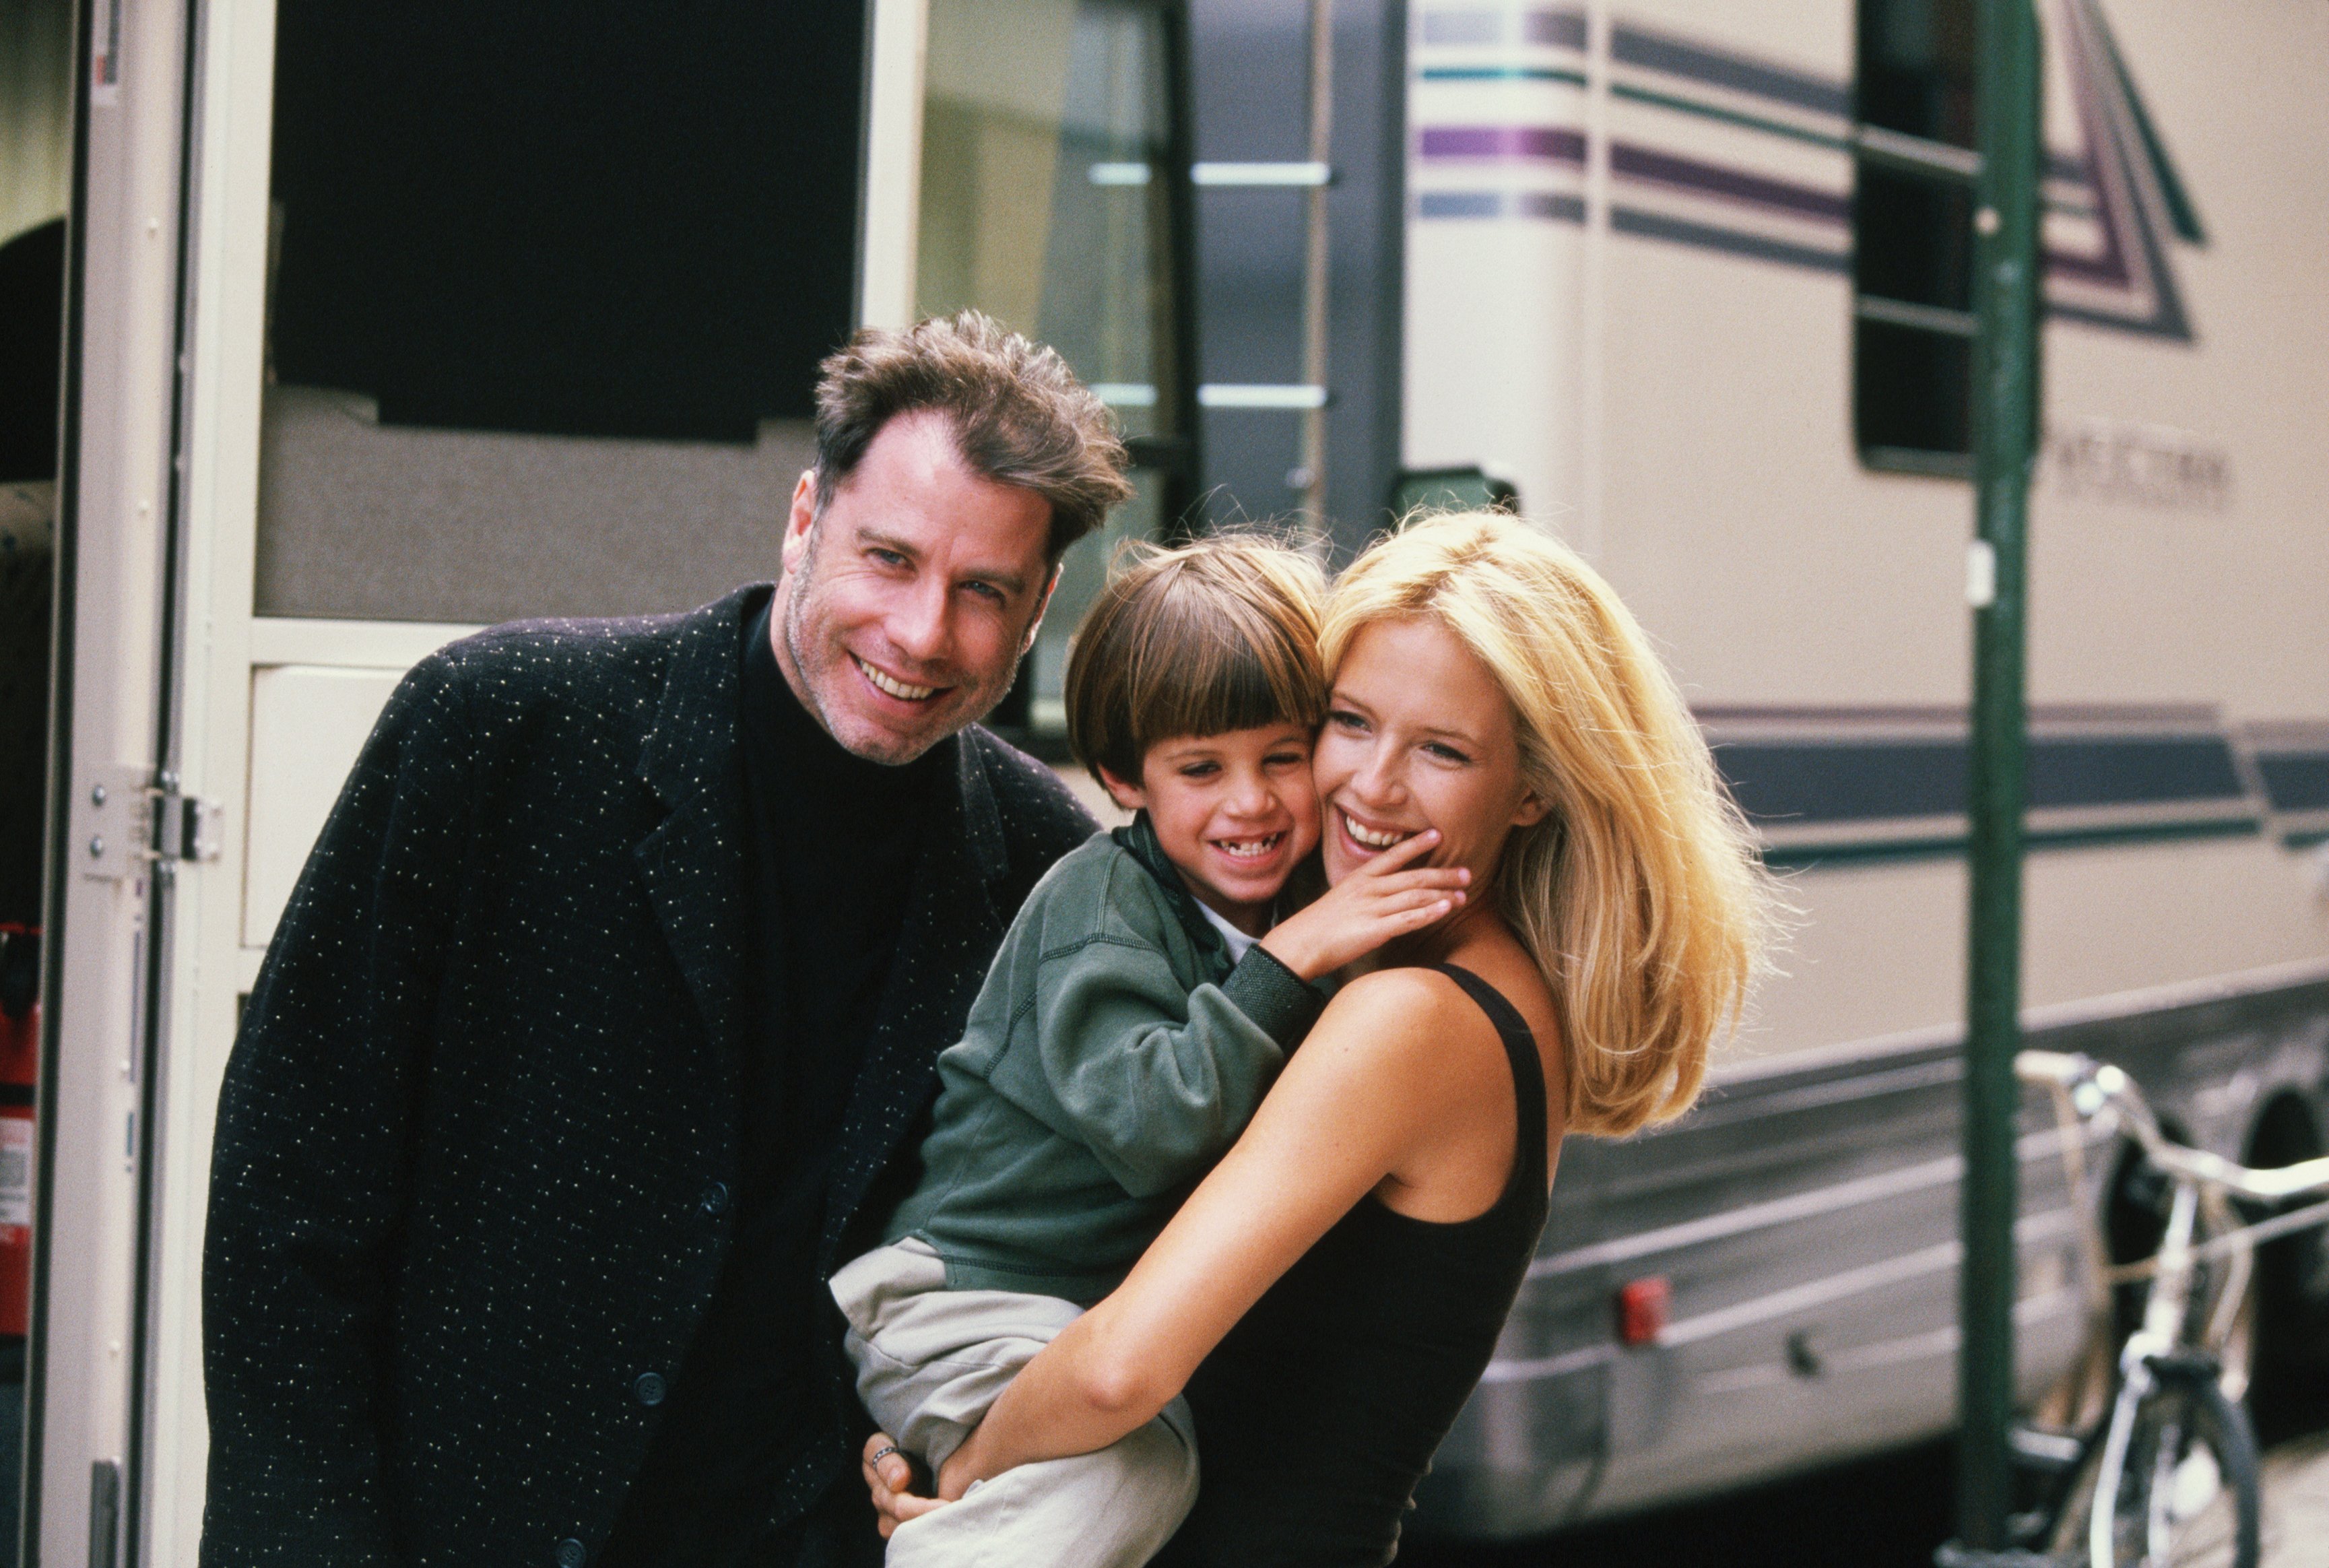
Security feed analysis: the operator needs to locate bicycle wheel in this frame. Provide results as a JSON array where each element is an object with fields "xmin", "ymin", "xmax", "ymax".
[{"xmin": 2046, "ymin": 1360, "xmax": 2260, "ymax": 1568}]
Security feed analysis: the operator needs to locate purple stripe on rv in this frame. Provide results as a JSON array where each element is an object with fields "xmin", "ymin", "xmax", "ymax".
[
  {"xmin": 1610, "ymin": 143, "xmax": 1848, "ymax": 221},
  {"xmin": 1419, "ymin": 126, "xmax": 1587, "ymax": 162}
]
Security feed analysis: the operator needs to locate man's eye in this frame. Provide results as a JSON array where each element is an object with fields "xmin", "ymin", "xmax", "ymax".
[
  {"xmin": 963, "ymin": 581, "xmax": 1006, "ymax": 604},
  {"xmin": 869, "ymin": 548, "xmax": 909, "ymax": 568}
]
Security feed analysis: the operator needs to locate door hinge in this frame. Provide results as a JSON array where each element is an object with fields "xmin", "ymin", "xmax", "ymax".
[{"xmin": 75, "ymin": 766, "xmax": 222, "ymax": 882}]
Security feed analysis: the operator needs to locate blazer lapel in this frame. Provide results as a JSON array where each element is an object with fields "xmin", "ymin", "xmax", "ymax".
[
  {"xmin": 632, "ymin": 589, "xmax": 762, "ymax": 1075},
  {"xmin": 820, "ymin": 735, "xmax": 1010, "ymax": 1266}
]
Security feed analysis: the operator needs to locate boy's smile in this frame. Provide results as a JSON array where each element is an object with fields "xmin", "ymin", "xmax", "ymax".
[{"xmin": 1098, "ymin": 723, "xmax": 1324, "ymax": 936}]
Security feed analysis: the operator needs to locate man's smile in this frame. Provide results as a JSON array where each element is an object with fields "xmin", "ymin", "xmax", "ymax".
[{"xmin": 853, "ymin": 653, "xmax": 942, "ymax": 703}]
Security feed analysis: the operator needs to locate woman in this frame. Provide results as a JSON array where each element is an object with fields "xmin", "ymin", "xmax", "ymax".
[{"xmin": 866, "ymin": 511, "xmax": 1776, "ymax": 1563}]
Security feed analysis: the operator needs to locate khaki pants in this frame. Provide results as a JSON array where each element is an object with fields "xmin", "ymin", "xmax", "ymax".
[{"xmin": 830, "ymin": 1239, "xmax": 1198, "ymax": 1568}]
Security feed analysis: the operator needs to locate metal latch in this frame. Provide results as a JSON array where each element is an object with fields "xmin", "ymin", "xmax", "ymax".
[
  {"xmin": 75, "ymin": 766, "xmax": 221, "ymax": 882},
  {"xmin": 152, "ymin": 772, "xmax": 224, "ymax": 865}
]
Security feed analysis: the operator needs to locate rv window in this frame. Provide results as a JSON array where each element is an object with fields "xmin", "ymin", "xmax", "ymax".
[
  {"xmin": 915, "ymin": 0, "xmax": 1191, "ymax": 742},
  {"xmin": 1851, "ymin": 0, "xmax": 1976, "ymax": 477},
  {"xmin": 255, "ymin": 1, "xmax": 864, "ymax": 623}
]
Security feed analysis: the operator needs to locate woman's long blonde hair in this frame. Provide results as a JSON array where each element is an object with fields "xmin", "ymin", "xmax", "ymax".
[{"xmin": 1322, "ymin": 511, "xmax": 1776, "ymax": 1137}]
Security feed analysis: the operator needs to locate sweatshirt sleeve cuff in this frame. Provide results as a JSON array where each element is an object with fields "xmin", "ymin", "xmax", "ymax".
[{"xmin": 1220, "ymin": 946, "xmax": 1327, "ymax": 1048}]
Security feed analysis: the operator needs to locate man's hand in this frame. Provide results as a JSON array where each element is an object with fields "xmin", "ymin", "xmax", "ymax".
[
  {"xmin": 862, "ymin": 1433, "xmax": 946, "ymax": 1538},
  {"xmin": 1259, "ymin": 828, "xmax": 1468, "ymax": 981}
]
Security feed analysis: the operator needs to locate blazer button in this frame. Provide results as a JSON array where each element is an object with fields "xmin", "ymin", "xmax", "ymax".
[
  {"xmin": 634, "ymin": 1371, "xmax": 667, "ymax": 1406},
  {"xmin": 700, "ymin": 1181, "xmax": 730, "ymax": 1216},
  {"xmin": 555, "ymin": 1540, "xmax": 586, "ymax": 1568}
]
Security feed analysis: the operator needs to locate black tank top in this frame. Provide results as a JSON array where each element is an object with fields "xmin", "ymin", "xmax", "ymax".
[{"xmin": 1158, "ymin": 964, "xmax": 1554, "ymax": 1567}]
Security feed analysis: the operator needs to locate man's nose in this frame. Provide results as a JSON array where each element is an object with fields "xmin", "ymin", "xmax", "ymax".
[{"xmin": 886, "ymin": 579, "xmax": 953, "ymax": 667}]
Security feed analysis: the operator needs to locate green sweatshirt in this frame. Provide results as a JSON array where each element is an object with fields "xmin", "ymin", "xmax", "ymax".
[{"xmin": 886, "ymin": 822, "xmax": 1323, "ymax": 1304}]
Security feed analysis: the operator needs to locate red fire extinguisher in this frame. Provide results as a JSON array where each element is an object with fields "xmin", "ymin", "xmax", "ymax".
[{"xmin": 0, "ymin": 924, "xmax": 36, "ymax": 1342}]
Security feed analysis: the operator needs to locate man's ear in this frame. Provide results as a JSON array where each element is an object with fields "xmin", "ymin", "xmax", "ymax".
[
  {"xmin": 780, "ymin": 470, "xmax": 820, "ymax": 577},
  {"xmin": 1094, "ymin": 763, "xmax": 1146, "ymax": 813},
  {"xmin": 1020, "ymin": 563, "xmax": 1063, "ymax": 655}
]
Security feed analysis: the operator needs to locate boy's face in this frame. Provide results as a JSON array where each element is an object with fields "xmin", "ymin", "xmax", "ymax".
[{"xmin": 1098, "ymin": 723, "xmax": 1323, "ymax": 934}]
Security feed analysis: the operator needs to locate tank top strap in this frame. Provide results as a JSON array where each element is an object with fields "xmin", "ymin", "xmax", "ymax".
[{"xmin": 1431, "ymin": 962, "xmax": 1550, "ymax": 1200}]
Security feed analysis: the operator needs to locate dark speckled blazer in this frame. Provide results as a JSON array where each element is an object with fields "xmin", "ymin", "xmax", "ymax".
[{"xmin": 199, "ymin": 585, "xmax": 1094, "ymax": 1568}]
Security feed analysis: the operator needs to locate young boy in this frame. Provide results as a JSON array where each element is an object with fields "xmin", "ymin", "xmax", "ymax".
[{"xmin": 829, "ymin": 536, "xmax": 1465, "ymax": 1567}]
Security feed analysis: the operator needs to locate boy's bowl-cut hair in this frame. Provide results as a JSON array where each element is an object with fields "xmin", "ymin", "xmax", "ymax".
[{"xmin": 1065, "ymin": 533, "xmax": 1330, "ymax": 790}]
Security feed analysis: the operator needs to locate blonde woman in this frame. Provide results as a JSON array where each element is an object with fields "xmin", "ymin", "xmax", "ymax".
[{"xmin": 864, "ymin": 511, "xmax": 1776, "ymax": 1566}]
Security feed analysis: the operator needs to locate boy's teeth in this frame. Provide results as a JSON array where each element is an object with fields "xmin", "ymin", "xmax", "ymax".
[
  {"xmin": 1216, "ymin": 833, "xmax": 1283, "ymax": 860},
  {"xmin": 1344, "ymin": 814, "xmax": 1411, "ymax": 850},
  {"xmin": 856, "ymin": 657, "xmax": 936, "ymax": 700}
]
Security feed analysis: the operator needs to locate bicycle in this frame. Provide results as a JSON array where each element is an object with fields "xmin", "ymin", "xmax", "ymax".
[{"xmin": 2010, "ymin": 1049, "xmax": 2329, "ymax": 1568}]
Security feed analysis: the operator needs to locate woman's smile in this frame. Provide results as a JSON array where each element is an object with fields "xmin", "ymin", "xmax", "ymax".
[{"xmin": 1334, "ymin": 807, "xmax": 1424, "ymax": 856}]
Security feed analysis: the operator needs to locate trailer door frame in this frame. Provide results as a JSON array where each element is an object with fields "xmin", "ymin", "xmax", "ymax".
[{"xmin": 34, "ymin": 0, "xmax": 201, "ymax": 1563}]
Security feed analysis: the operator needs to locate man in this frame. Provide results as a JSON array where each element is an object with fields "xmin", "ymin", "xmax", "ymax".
[{"xmin": 201, "ymin": 313, "xmax": 1129, "ymax": 1567}]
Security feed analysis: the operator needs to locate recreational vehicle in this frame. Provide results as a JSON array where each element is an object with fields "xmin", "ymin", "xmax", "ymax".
[{"xmin": 2, "ymin": 0, "xmax": 2324, "ymax": 1562}]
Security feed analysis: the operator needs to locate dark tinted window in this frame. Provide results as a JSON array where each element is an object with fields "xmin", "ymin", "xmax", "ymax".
[
  {"xmin": 255, "ymin": 3, "xmax": 865, "ymax": 623},
  {"xmin": 270, "ymin": 2, "xmax": 863, "ymax": 443},
  {"xmin": 1851, "ymin": 0, "xmax": 1976, "ymax": 474},
  {"xmin": 1858, "ymin": 0, "xmax": 1975, "ymax": 148}
]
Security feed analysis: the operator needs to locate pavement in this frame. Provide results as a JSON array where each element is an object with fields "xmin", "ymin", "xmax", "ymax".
[{"xmin": 2264, "ymin": 1429, "xmax": 2329, "ymax": 1567}]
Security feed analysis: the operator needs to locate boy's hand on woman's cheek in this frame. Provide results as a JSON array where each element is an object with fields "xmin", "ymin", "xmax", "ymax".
[{"xmin": 1257, "ymin": 829, "xmax": 1468, "ymax": 981}]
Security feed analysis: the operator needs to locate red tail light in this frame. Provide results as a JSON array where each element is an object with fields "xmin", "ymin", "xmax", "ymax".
[{"xmin": 1616, "ymin": 1276, "xmax": 1670, "ymax": 1346}]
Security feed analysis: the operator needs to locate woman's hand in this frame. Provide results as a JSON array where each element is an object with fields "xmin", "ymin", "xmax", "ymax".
[
  {"xmin": 862, "ymin": 1433, "xmax": 946, "ymax": 1539},
  {"xmin": 1259, "ymin": 828, "xmax": 1468, "ymax": 981}
]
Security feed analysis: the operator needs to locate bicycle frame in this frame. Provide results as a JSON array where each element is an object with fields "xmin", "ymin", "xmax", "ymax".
[{"xmin": 2017, "ymin": 1049, "xmax": 2329, "ymax": 1567}]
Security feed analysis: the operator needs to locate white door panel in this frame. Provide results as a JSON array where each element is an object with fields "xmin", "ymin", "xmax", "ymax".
[{"xmin": 242, "ymin": 667, "xmax": 405, "ymax": 950}]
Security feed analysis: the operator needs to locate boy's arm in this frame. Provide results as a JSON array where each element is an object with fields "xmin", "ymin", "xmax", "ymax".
[{"xmin": 1001, "ymin": 925, "xmax": 1324, "ymax": 1199}]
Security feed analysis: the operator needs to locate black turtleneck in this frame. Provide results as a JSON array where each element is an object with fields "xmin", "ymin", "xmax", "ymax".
[{"xmin": 603, "ymin": 596, "xmax": 942, "ymax": 1567}]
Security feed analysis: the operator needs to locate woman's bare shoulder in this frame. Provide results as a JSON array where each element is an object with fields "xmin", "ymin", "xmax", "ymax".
[
  {"xmin": 1318, "ymin": 965, "xmax": 1479, "ymax": 1033},
  {"xmin": 1303, "ymin": 965, "xmax": 1509, "ymax": 1085}
]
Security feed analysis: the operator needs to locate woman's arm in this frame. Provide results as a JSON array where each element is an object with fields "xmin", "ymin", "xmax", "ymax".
[{"xmin": 935, "ymin": 965, "xmax": 1486, "ymax": 1498}]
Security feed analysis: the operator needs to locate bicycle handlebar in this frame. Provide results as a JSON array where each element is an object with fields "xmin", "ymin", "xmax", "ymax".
[{"xmin": 2012, "ymin": 1048, "xmax": 2329, "ymax": 1203}]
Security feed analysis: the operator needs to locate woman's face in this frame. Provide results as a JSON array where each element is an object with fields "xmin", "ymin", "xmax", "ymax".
[{"xmin": 1315, "ymin": 616, "xmax": 1547, "ymax": 890}]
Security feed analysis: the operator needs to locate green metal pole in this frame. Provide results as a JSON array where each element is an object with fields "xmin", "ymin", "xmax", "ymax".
[{"xmin": 1957, "ymin": 0, "xmax": 2043, "ymax": 1552}]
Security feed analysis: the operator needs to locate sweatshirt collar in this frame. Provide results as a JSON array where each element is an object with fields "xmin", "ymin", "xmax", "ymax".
[{"xmin": 1111, "ymin": 810, "xmax": 1233, "ymax": 969}]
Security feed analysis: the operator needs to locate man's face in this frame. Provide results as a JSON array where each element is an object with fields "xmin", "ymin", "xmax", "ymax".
[{"xmin": 773, "ymin": 410, "xmax": 1057, "ymax": 765}]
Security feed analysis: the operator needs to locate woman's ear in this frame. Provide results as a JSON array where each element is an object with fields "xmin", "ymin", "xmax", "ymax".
[
  {"xmin": 1511, "ymin": 789, "xmax": 1552, "ymax": 829},
  {"xmin": 1095, "ymin": 764, "xmax": 1147, "ymax": 813}
]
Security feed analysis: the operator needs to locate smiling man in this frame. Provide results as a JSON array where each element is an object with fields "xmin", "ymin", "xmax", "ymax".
[{"xmin": 201, "ymin": 314, "xmax": 1129, "ymax": 1568}]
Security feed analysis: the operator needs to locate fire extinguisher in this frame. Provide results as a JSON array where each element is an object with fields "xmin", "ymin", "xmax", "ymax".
[{"xmin": 0, "ymin": 924, "xmax": 36, "ymax": 1344}]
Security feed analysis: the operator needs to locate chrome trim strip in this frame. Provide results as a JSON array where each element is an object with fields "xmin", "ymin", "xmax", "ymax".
[
  {"xmin": 1529, "ymin": 1130, "xmax": 2095, "ymax": 1280},
  {"xmin": 1658, "ymin": 1209, "xmax": 2074, "ymax": 1348},
  {"xmin": 1476, "ymin": 1342, "xmax": 1616, "ymax": 1385},
  {"xmin": 1195, "ymin": 383, "xmax": 1330, "ymax": 409},
  {"xmin": 1709, "ymin": 955, "xmax": 2329, "ymax": 1090},
  {"xmin": 1191, "ymin": 160, "xmax": 1334, "ymax": 187}
]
